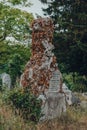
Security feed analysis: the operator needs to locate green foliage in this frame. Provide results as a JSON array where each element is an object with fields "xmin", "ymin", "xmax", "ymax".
[
  {"xmin": 3, "ymin": 87, "xmax": 42, "ymax": 123},
  {"xmin": 72, "ymin": 76, "xmax": 87, "ymax": 92},
  {"xmin": 8, "ymin": 0, "xmax": 26, "ymax": 5},
  {"xmin": 40, "ymin": 0, "xmax": 87, "ymax": 76},
  {"xmin": 0, "ymin": 42, "xmax": 31, "ymax": 67},
  {"xmin": 0, "ymin": 42, "xmax": 11, "ymax": 66},
  {"xmin": 0, "ymin": 1, "xmax": 33, "ymax": 86},
  {"xmin": 0, "ymin": 79, "xmax": 2, "ymax": 91},
  {"xmin": 0, "ymin": 42, "xmax": 31, "ymax": 86},
  {"xmin": 2, "ymin": 0, "xmax": 32, "ymax": 7},
  {"xmin": 0, "ymin": 2, "xmax": 33, "ymax": 42},
  {"xmin": 63, "ymin": 73, "xmax": 87, "ymax": 92},
  {"xmin": 39, "ymin": 0, "xmax": 47, "ymax": 4},
  {"xmin": 6, "ymin": 54, "xmax": 22, "ymax": 86}
]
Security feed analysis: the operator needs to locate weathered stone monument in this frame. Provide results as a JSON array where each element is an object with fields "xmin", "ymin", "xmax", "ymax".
[
  {"xmin": 20, "ymin": 18, "xmax": 66, "ymax": 120},
  {"xmin": 1, "ymin": 72, "xmax": 11, "ymax": 89}
]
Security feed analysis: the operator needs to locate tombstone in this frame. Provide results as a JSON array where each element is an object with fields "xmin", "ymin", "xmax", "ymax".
[
  {"xmin": 62, "ymin": 83, "xmax": 80, "ymax": 105},
  {"xmin": 20, "ymin": 18, "xmax": 66, "ymax": 120},
  {"xmin": 62, "ymin": 83, "xmax": 72, "ymax": 105},
  {"xmin": 71, "ymin": 93, "xmax": 80, "ymax": 105},
  {"xmin": 1, "ymin": 72, "xmax": 11, "ymax": 89},
  {"xmin": 80, "ymin": 101, "xmax": 87, "ymax": 109},
  {"xmin": 82, "ymin": 93, "xmax": 87, "ymax": 99}
]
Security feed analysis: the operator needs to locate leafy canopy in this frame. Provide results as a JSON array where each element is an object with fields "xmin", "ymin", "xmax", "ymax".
[
  {"xmin": 0, "ymin": 1, "xmax": 33, "ymax": 86},
  {"xmin": 40, "ymin": 0, "xmax": 87, "ymax": 76},
  {"xmin": 0, "ymin": 2, "xmax": 33, "ymax": 43},
  {"xmin": 1, "ymin": 0, "xmax": 32, "ymax": 7}
]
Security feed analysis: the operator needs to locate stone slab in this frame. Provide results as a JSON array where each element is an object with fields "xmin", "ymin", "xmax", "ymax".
[{"xmin": 49, "ymin": 70, "xmax": 61, "ymax": 91}]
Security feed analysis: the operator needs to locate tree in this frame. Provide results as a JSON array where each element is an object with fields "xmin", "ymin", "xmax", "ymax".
[
  {"xmin": 0, "ymin": 2, "xmax": 33, "ymax": 43},
  {"xmin": 0, "ymin": 42, "xmax": 31, "ymax": 86},
  {"xmin": 1, "ymin": 0, "xmax": 32, "ymax": 7},
  {"xmin": 0, "ymin": 1, "xmax": 33, "ymax": 86},
  {"xmin": 40, "ymin": 0, "xmax": 87, "ymax": 76}
]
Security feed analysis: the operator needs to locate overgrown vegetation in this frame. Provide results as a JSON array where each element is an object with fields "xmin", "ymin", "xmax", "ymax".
[
  {"xmin": 2, "ymin": 87, "xmax": 42, "ymax": 123},
  {"xmin": 0, "ymin": 42, "xmax": 31, "ymax": 87},
  {"xmin": 0, "ymin": 2, "xmax": 33, "ymax": 42},
  {"xmin": 63, "ymin": 73, "xmax": 87, "ymax": 92},
  {"xmin": 0, "ymin": 0, "xmax": 33, "ymax": 87},
  {"xmin": 0, "ymin": 91, "xmax": 87, "ymax": 130},
  {"xmin": 40, "ymin": 0, "xmax": 87, "ymax": 78}
]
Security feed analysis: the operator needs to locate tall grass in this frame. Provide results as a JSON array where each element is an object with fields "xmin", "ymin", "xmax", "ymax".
[{"xmin": 0, "ymin": 92, "xmax": 87, "ymax": 130}]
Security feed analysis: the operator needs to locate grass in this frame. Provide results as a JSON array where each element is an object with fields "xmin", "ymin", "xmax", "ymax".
[
  {"xmin": 0, "ymin": 92, "xmax": 87, "ymax": 130},
  {"xmin": 0, "ymin": 92, "xmax": 36, "ymax": 130}
]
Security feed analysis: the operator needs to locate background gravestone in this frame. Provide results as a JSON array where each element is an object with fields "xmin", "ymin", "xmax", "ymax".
[
  {"xmin": 20, "ymin": 18, "xmax": 66, "ymax": 120},
  {"xmin": 0, "ymin": 72, "xmax": 11, "ymax": 89}
]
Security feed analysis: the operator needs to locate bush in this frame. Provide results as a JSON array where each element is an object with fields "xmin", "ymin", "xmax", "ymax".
[
  {"xmin": 63, "ymin": 73, "xmax": 87, "ymax": 92},
  {"xmin": 3, "ymin": 87, "xmax": 42, "ymax": 123}
]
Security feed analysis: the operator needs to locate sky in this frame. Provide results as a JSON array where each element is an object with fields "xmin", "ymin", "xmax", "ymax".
[
  {"xmin": 28, "ymin": 0, "xmax": 48, "ymax": 18},
  {"xmin": 15, "ymin": 0, "xmax": 48, "ymax": 18},
  {"xmin": 0, "ymin": 0, "xmax": 48, "ymax": 18}
]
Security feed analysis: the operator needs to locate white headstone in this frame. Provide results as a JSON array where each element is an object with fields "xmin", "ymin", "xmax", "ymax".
[{"xmin": 1, "ymin": 73, "xmax": 11, "ymax": 89}]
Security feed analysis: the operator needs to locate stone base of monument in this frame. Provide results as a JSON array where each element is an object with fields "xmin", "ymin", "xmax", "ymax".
[
  {"xmin": 39, "ymin": 91, "xmax": 66, "ymax": 121},
  {"xmin": 37, "ymin": 70, "xmax": 67, "ymax": 121}
]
